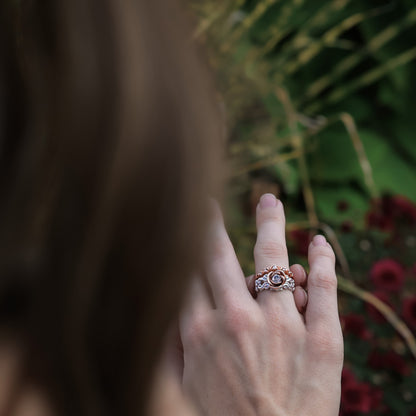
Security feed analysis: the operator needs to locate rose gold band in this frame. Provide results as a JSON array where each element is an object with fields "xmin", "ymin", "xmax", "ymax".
[{"xmin": 254, "ymin": 265, "xmax": 295, "ymax": 293}]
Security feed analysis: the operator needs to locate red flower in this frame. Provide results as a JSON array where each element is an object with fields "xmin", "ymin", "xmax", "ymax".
[
  {"xmin": 366, "ymin": 195, "xmax": 416, "ymax": 231},
  {"xmin": 341, "ymin": 367, "xmax": 356, "ymax": 385},
  {"xmin": 337, "ymin": 200, "xmax": 349, "ymax": 212},
  {"xmin": 366, "ymin": 196, "xmax": 394, "ymax": 231},
  {"xmin": 366, "ymin": 291, "xmax": 393, "ymax": 323},
  {"xmin": 366, "ymin": 211, "xmax": 393, "ymax": 231},
  {"xmin": 402, "ymin": 296, "xmax": 416, "ymax": 329},
  {"xmin": 289, "ymin": 229, "xmax": 311, "ymax": 257},
  {"xmin": 341, "ymin": 378, "xmax": 372, "ymax": 413},
  {"xmin": 341, "ymin": 314, "xmax": 371, "ymax": 340},
  {"xmin": 340, "ymin": 368, "xmax": 384, "ymax": 414},
  {"xmin": 369, "ymin": 388, "xmax": 384, "ymax": 412},
  {"xmin": 340, "ymin": 220, "xmax": 353, "ymax": 233},
  {"xmin": 391, "ymin": 195, "xmax": 416, "ymax": 225},
  {"xmin": 384, "ymin": 351, "xmax": 410, "ymax": 376},
  {"xmin": 368, "ymin": 350, "xmax": 410, "ymax": 376},
  {"xmin": 370, "ymin": 259, "xmax": 405, "ymax": 292}
]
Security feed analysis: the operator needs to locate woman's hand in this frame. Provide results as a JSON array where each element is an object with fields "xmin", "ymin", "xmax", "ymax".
[{"xmin": 179, "ymin": 194, "xmax": 343, "ymax": 416}]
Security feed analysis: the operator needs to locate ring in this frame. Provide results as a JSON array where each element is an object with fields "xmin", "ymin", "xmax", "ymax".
[{"xmin": 255, "ymin": 265, "xmax": 295, "ymax": 293}]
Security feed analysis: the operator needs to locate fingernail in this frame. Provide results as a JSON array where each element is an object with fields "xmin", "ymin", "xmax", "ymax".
[
  {"xmin": 312, "ymin": 235, "xmax": 326, "ymax": 246},
  {"xmin": 259, "ymin": 193, "xmax": 278, "ymax": 209}
]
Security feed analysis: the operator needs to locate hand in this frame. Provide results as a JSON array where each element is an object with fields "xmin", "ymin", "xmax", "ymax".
[{"xmin": 179, "ymin": 194, "xmax": 344, "ymax": 416}]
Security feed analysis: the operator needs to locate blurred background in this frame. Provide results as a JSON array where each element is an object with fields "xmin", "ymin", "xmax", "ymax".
[{"xmin": 191, "ymin": 0, "xmax": 416, "ymax": 414}]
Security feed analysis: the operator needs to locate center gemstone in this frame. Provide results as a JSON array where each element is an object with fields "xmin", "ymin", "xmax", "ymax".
[{"xmin": 270, "ymin": 272, "xmax": 284, "ymax": 286}]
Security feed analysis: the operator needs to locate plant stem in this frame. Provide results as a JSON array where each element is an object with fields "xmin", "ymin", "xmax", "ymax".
[{"xmin": 338, "ymin": 276, "xmax": 416, "ymax": 360}]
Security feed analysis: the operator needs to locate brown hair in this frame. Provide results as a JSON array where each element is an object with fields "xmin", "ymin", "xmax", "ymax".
[{"xmin": 0, "ymin": 0, "xmax": 222, "ymax": 414}]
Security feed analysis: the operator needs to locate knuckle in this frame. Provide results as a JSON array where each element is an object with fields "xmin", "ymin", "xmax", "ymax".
[
  {"xmin": 223, "ymin": 306, "xmax": 260, "ymax": 335},
  {"xmin": 311, "ymin": 268, "xmax": 338, "ymax": 291},
  {"xmin": 311, "ymin": 246, "xmax": 336, "ymax": 263},
  {"xmin": 209, "ymin": 238, "xmax": 232, "ymax": 262},
  {"xmin": 270, "ymin": 316, "xmax": 304, "ymax": 339},
  {"xmin": 183, "ymin": 314, "xmax": 211, "ymax": 347},
  {"xmin": 310, "ymin": 329, "xmax": 344, "ymax": 362},
  {"xmin": 254, "ymin": 240, "xmax": 288, "ymax": 260}
]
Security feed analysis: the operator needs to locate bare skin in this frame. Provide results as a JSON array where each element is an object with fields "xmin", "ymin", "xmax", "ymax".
[{"xmin": 165, "ymin": 194, "xmax": 344, "ymax": 416}]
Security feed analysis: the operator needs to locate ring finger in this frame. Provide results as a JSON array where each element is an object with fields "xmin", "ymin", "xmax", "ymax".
[
  {"xmin": 245, "ymin": 264, "xmax": 308, "ymax": 313},
  {"xmin": 253, "ymin": 194, "xmax": 298, "ymax": 315}
]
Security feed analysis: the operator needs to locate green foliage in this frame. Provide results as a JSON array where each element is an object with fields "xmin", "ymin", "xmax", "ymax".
[
  {"xmin": 360, "ymin": 130, "xmax": 416, "ymax": 200},
  {"xmin": 192, "ymin": 0, "xmax": 416, "ymax": 414}
]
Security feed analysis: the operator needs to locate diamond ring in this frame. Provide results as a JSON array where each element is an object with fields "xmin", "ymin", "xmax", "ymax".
[{"xmin": 254, "ymin": 265, "xmax": 295, "ymax": 293}]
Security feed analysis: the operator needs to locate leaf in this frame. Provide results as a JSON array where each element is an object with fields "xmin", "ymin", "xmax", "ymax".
[
  {"xmin": 360, "ymin": 129, "xmax": 416, "ymax": 202},
  {"xmin": 262, "ymin": 92, "xmax": 284, "ymax": 118},
  {"xmin": 393, "ymin": 119, "xmax": 416, "ymax": 162},
  {"xmin": 314, "ymin": 186, "xmax": 368, "ymax": 227},
  {"xmin": 270, "ymin": 159, "xmax": 300, "ymax": 195},
  {"xmin": 307, "ymin": 127, "xmax": 364, "ymax": 183}
]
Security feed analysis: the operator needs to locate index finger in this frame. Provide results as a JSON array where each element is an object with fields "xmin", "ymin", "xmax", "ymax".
[{"xmin": 204, "ymin": 201, "xmax": 253, "ymax": 309}]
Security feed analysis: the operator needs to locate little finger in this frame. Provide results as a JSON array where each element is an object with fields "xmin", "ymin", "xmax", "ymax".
[{"xmin": 290, "ymin": 264, "xmax": 307, "ymax": 287}]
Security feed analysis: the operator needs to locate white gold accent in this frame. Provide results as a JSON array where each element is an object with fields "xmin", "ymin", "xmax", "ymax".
[{"xmin": 254, "ymin": 265, "xmax": 295, "ymax": 293}]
